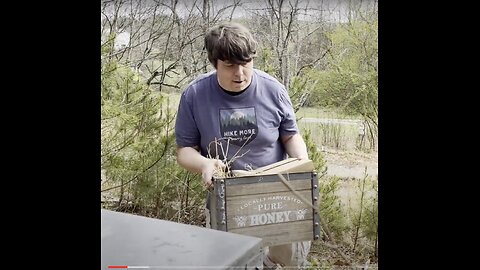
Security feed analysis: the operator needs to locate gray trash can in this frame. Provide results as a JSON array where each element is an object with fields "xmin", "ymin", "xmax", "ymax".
[{"xmin": 101, "ymin": 209, "xmax": 263, "ymax": 269}]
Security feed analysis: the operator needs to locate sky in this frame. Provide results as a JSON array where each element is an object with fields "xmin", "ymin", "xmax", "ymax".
[{"xmin": 101, "ymin": 0, "xmax": 377, "ymax": 24}]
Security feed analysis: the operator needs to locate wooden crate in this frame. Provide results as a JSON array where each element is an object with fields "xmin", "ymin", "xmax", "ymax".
[{"xmin": 209, "ymin": 158, "xmax": 320, "ymax": 247}]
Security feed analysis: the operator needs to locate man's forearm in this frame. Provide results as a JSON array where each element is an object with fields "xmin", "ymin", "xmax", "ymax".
[
  {"xmin": 176, "ymin": 146, "xmax": 226, "ymax": 186},
  {"xmin": 176, "ymin": 146, "xmax": 209, "ymax": 173},
  {"xmin": 282, "ymin": 133, "xmax": 309, "ymax": 159}
]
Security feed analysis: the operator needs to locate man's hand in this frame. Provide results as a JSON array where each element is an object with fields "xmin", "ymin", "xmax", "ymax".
[
  {"xmin": 176, "ymin": 146, "xmax": 227, "ymax": 188},
  {"xmin": 201, "ymin": 159, "xmax": 226, "ymax": 187}
]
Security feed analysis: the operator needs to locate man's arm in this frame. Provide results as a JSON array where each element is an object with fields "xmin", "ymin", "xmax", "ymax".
[
  {"xmin": 176, "ymin": 146, "xmax": 226, "ymax": 186},
  {"xmin": 281, "ymin": 133, "xmax": 309, "ymax": 160}
]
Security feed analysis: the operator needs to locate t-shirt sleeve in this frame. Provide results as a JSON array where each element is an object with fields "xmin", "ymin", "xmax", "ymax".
[
  {"xmin": 175, "ymin": 90, "xmax": 200, "ymax": 147},
  {"xmin": 278, "ymin": 87, "xmax": 299, "ymax": 137}
]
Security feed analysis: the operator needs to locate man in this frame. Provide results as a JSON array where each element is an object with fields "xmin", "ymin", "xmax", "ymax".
[{"xmin": 175, "ymin": 21, "xmax": 310, "ymax": 269}]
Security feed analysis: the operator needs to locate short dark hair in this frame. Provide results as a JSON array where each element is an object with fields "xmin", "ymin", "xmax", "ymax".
[{"xmin": 204, "ymin": 22, "xmax": 257, "ymax": 68}]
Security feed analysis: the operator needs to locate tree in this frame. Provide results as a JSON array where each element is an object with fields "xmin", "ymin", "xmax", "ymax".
[
  {"xmin": 101, "ymin": 0, "xmax": 251, "ymax": 222},
  {"xmin": 321, "ymin": 13, "xmax": 378, "ymax": 149}
]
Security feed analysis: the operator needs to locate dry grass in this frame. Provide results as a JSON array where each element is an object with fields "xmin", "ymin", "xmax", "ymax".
[{"xmin": 206, "ymin": 134, "xmax": 254, "ymax": 179}]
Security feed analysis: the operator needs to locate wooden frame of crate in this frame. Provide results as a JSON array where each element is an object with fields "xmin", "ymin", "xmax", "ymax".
[{"xmin": 209, "ymin": 158, "xmax": 320, "ymax": 247}]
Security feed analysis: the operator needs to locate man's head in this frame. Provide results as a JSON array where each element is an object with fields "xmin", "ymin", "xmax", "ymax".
[
  {"xmin": 205, "ymin": 22, "xmax": 257, "ymax": 92},
  {"xmin": 205, "ymin": 22, "xmax": 257, "ymax": 68}
]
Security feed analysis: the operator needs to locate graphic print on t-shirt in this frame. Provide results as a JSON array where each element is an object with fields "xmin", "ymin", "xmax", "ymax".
[{"xmin": 219, "ymin": 107, "xmax": 257, "ymax": 146}]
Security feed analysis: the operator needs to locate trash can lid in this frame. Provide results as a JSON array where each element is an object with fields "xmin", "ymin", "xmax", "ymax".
[{"xmin": 101, "ymin": 209, "xmax": 262, "ymax": 269}]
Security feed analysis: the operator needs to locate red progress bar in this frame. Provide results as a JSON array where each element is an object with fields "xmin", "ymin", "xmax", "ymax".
[{"xmin": 108, "ymin": 266, "xmax": 128, "ymax": 269}]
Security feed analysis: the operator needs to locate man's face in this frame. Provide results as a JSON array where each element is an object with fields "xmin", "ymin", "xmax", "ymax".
[{"xmin": 216, "ymin": 59, "xmax": 253, "ymax": 92}]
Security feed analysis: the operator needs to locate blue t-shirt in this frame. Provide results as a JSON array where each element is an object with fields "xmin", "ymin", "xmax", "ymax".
[{"xmin": 175, "ymin": 69, "xmax": 299, "ymax": 171}]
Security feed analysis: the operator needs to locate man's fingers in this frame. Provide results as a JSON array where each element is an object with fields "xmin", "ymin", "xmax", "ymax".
[
  {"xmin": 202, "ymin": 171, "xmax": 213, "ymax": 186},
  {"xmin": 201, "ymin": 159, "xmax": 228, "ymax": 189},
  {"xmin": 214, "ymin": 159, "xmax": 226, "ymax": 168}
]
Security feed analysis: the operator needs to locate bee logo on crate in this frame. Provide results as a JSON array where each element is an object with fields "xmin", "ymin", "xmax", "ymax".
[
  {"xmin": 233, "ymin": 215, "xmax": 248, "ymax": 227},
  {"xmin": 295, "ymin": 208, "xmax": 308, "ymax": 220}
]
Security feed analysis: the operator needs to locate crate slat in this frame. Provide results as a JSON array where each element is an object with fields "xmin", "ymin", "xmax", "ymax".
[
  {"xmin": 226, "ymin": 179, "xmax": 312, "ymax": 197},
  {"xmin": 227, "ymin": 211, "xmax": 314, "ymax": 230},
  {"xmin": 229, "ymin": 220, "xmax": 314, "ymax": 247}
]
